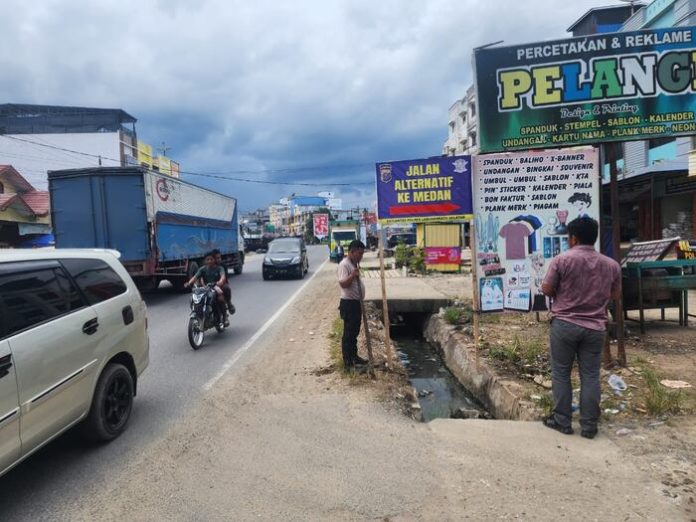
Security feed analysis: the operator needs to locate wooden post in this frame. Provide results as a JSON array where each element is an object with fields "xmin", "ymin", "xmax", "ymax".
[
  {"xmin": 378, "ymin": 229, "xmax": 395, "ymax": 364},
  {"xmin": 470, "ymin": 217, "xmax": 481, "ymax": 366},
  {"xmin": 608, "ymin": 143, "xmax": 627, "ymax": 367},
  {"xmin": 360, "ymin": 300, "xmax": 375, "ymax": 374}
]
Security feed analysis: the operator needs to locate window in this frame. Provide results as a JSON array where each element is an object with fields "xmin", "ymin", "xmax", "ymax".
[
  {"xmin": 61, "ymin": 258, "xmax": 127, "ymax": 305},
  {"xmin": 0, "ymin": 266, "xmax": 84, "ymax": 338}
]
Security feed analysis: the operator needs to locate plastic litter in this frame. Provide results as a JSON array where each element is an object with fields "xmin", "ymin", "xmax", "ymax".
[
  {"xmin": 608, "ymin": 374, "xmax": 627, "ymax": 393},
  {"xmin": 660, "ymin": 380, "xmax": 692, "ymax": 389},
  {"xmin": 615, "ymin": 428, "xmax": 632, "ymax": 436}
]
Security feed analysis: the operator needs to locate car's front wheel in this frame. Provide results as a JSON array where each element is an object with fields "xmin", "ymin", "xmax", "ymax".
[{"xmin": 84, "ymin": 363, "xmax": 134, "ymax": 442}]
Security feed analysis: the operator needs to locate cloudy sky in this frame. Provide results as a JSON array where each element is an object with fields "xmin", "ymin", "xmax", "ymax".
[{"xmin": 0, "ymin": 0, "xmax": 619, "ymax": 211}]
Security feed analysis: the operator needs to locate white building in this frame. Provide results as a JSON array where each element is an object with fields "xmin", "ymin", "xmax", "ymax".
[
  {"xmin": 442, "ymin": 85, "xmax": 478, "ymax": 156},
  {"xmin": 0, "ymin": 104, "xmax": 181, "ymax": 190}
]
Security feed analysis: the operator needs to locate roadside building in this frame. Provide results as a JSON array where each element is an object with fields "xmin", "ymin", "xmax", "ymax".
[
  {"xmin": 443, "ymin": 85, "xmax": 478, "ymax": 157},
  {"xmin": 0, "ymin": 104, "xmax": 180, "ymax": 190},
  {"xmin": 287, "ymin": 195, "xmax": 328, "ymax": 236},
  {"xmin": 0, "ymin": 165, "xmax": 50, "ymax": 247}
]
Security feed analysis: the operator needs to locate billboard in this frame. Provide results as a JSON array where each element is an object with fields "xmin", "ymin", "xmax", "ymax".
[
  {"xmin": 137, "ymin": 141, "xmax": 153, "ymax": 168},
  {"xmin": 472, "ymin": 148, "xmax": 600, "ymax": 312},
  {"xmin": 313, "ymin": 213, "xmax": 329, "ymax": 239},
  {"xmin": 424, "ymin": 247, "xmax": 461, "ymax": 265},
  {"xmin": 376, "ymin": 156, "xmax": 473, "ymax": 223},
  {"xmin": 474, "ymin": 26, "xmax": 696, "ymax": 153}
]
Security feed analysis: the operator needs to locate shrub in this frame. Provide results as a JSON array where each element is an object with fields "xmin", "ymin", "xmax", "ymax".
[
  {"xmin": 409, "ymin": 247, "xmax": 426, "ymax": 274},
  {"xmin": 394, "ymin": 241, "xmax": 410, "ymax": 268},
  {"xmin": 443, "ymin": 307, "xmax": 462, "ymax": 325}
]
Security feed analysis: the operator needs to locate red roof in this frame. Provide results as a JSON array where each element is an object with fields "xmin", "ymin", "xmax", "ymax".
[
  {"xmin": 0, "ymin": 191, "xmax": 49, "ymax": 216},
  {"xmin": 0, "ymin": 193, "xmax": 17, "ymax": 210},
  {"xmin": 20, "ymin": 191, "xmax": 49, "ymax": 216},
  {"xmin": 0, "ymin": 165, "xmax": 35, "ymax": 193}
]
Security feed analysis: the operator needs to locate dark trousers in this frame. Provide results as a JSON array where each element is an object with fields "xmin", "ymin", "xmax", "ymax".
[
  {"xmin": 339, "ymin": 299, "xmax": 362, "ymax": 366},
  {"xmin": 550, "ymin": 319, "xmax": 605, "ymax": 431},
  {"xmin": 222, "ymin": 284, "xmax": 232, "ymax": 303}
]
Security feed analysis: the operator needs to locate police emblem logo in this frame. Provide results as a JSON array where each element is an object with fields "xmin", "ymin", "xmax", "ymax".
[
  {"xmin": 452, "ymin": 158, "xmax": 468, "ymax": 174},
  {"xmin": 379, "ymin": 163, "xmax": 393, "ymax": 183}
]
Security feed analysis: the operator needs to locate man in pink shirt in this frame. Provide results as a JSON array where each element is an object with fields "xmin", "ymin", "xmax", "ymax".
[{"xmin": 541, "ymin": 217, "xmax": 621, "ymax": 439}]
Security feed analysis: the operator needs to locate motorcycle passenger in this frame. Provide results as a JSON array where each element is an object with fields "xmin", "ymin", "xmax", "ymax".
[
  {"xmin": 184, "ymin": 253, "xmax": 229, "ymax": 327},
  {"xmin": 211, "ymin": 249, "xmax": 236, "ymax": 315}
]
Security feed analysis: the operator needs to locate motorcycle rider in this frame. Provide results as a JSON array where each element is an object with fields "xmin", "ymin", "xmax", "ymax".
[
  {"xmin": 211, "ymin": 248, "xmax": 236, "ymax": 315},
  {"xmin": 184, "ymin": 253, "xmax": 229, "ymax": 327}
]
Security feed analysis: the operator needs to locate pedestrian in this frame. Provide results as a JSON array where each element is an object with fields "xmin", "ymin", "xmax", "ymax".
[
  {"xmin": 337, "ymin": 239, "xmax": 367, "ymax": 369},
  {"xmin": 211, "ymin": 249, "xmax": 236, "ymax": 315},
  {"xmin": 541, "ymin": 217, "xmax": 621, "ymax": 439}
]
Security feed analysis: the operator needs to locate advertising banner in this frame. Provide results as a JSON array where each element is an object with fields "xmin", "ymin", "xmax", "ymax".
[
  {"xmin": 137, "ymin": 141, "xmax": 153, "ymax": 168},
  {"xmin": 376, "ymin": 156, "xmax": 473, "ymax": 223},
  {"xmin": 424, "ymin": 247, "xmax": 461, "ymax": 265},
  {"xmin": 473, "ymin": 148, "xmax": 600, "ymax": 312},
  {"xmin": 313, "ymin": 213, "xmax": 329, "ymax": 239},
  {"xmin": 474, "ymin": 26, "xmax": 696, "ymax": 153}
]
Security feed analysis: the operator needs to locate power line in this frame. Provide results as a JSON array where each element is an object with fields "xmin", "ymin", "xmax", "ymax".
[{"xmin": 0, "ymin": 134, "xmax": 375, "ymax": 186}]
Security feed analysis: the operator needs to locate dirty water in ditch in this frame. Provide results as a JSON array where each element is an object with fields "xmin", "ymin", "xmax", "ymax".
[{"xmin": 391, "ymin": 315, "xmax": 489, "ymax": 422}]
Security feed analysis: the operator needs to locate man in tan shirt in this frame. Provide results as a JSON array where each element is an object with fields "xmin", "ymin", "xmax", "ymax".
[{"xmin": 337, "ymin": 240, "xmax": 366, "ymax": 368}]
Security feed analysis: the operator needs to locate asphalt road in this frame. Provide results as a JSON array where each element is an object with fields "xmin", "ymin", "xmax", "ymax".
[{"xmin": 0, "ymin": 245, "xmax": 328, "ymax": 520}]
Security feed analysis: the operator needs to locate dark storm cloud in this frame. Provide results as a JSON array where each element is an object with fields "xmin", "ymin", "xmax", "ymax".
[{"xmin": 0, "ymin": 0, "xmax": 615, "ymax": 209}]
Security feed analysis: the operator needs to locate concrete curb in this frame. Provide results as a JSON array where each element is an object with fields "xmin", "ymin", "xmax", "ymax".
[{"xmin": 423, "ymin": 315, "xmax": 540, "ymax": 421}]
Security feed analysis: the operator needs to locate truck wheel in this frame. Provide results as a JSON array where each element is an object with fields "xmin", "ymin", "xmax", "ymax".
[
  {"xmin": 83, "ymin": 363, "xmax": 134, "ymax": 442},
  {"xmin": 233, "ymin": 263, "xmax": 243, "ymax": 275}
]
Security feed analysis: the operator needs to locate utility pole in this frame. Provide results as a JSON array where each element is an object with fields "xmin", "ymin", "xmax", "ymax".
[{"xmin": 158, "ymin": 142, "xmax": 172, "ymax": 157}]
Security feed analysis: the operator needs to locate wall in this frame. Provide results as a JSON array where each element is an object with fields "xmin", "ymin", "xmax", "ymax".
[{"xmin": 0, "ymin": 132, "xmax": 122, "ymax": 189}]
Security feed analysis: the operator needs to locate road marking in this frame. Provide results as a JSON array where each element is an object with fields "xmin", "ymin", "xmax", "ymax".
[{"xmin": 202, "ymin": 257, "xmax": 329, "ymax": 391}]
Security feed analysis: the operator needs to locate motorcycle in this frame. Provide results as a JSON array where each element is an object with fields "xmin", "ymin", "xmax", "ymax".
[{"xmin": 187, "ymin": 283, "xmax": 227, "ymax": 350}]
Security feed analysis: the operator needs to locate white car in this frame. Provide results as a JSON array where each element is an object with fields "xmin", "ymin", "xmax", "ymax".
[{"xmin": 0, "ymin": 249, "xmax": 149, "ymax": 477}]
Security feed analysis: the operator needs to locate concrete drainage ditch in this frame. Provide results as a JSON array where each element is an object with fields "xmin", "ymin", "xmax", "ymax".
[{"xmin": 389, "ymin": 312, "xmax": 490, "ymax": 422}]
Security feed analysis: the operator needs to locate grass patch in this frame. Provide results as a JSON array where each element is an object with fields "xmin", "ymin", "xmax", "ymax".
[
  {"xmin": 538, "ymin": 393, "xmax": 553, "ymax": 417},
  {"xmin": 329, "ymin": 317, "xmax": 344, "ymax": 372},
  {"xmin": 642, "ymin": 367, "xmax": 684, "ymax": 416},
  {"xmin": 443, "ymin": 307, "xmax": 462, "ymax": 325},
  {"xmin": 489, "ymin": 335, "xmax": 546, "ymax": 368},
  {"xmin": 481, "ymin": 313, "xmax": 501, "ymax": 324}
]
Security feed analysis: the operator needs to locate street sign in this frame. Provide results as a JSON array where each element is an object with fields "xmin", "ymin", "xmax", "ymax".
[
  {"xmin": 472, "ymin": 148, "xmax": 600, "ymax": 312},
  {"xmin": 313, "ymin": 213, "xmax": 329, "ymax": 239},
  {"xmin": 375, "ymin": 156, "xmax": 473, "ymax": 223},
  {"xmin": 474, "ymin": 26, "xmax": 696, "ymax": 153}
]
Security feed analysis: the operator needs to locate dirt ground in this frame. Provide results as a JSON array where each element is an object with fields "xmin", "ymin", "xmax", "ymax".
[
  {"xmin": 424, "ymin": 274, "xmax": 696, "ymax": 513},
  {"xmin": 53, "ymin": 264, "xmax": 689, "ymax": 521}
]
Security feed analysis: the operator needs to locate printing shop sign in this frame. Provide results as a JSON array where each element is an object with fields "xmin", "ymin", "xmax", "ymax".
[
  {"xmin": 474, "ymin": 26, "xmax": 696, "ymax": 153},
  {"xmin": 472, "ymin": 148, "xmax": 599, "ymax": 312}
]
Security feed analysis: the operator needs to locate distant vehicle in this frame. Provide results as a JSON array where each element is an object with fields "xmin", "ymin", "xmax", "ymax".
[
  {"xmin": 262, "ymin": 238, "xmax": 308, "ymax": 280},
  {"xmin": 48, "ymin": 167, "xmax": 245, "ymax": 291},
  {"xmin": 387, "ymin": 233, "xmax": 417, "ymax": 249},
  {"xmin": 329, "ymin": 220, "xmax": 359, "ymax": 262},
  {"xmin": 0, "ymin": 248, "xmax": 149, "ymax": 477}
]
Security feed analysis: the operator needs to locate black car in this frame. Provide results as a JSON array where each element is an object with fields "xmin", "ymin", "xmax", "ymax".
[
  {"xmin": 262, "ymin": 238, "xmax": 309, "ymax": 280},
  {"xmin": 387, "ymin": 232, "xmax": 416, "ymax": 249}
]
